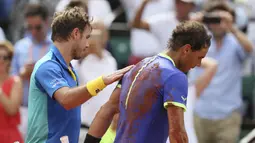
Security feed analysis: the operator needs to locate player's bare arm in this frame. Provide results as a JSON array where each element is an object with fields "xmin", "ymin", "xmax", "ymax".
[
  {"xmin": 130, "ymin": 0, "xmax": 151, "ymax": 30},
  {"xmin": 0, "ymin": 76, "xmax": 23, "ymax": 115},
  {"xmin": 195, "ymin": 57, "xmax": 217, "ymax": 96},
  {"xmin": 167, "ymin": 105, "xmax": 188, "ymax": 143},
  {"xmin": 54, "ymin": 66, "xmax": 132, "ymax": 110},
  {"xmin": 87, "ymin": 86, "xmax": 121, "ymax": 138}
]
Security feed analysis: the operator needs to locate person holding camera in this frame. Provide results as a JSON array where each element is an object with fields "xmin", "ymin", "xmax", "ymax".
[{"xmin": 189, "ymin": 1, "xmax": 253, "ymax": 143}]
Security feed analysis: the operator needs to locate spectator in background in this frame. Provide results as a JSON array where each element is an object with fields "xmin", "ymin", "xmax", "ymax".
[
  {"xmin": 72, "ymin": 18, "xmax": 117, "ymax": 143},
  {"xmin": 59, "ymin": 0, "xmax": 113, "ymax": 55},
  {"xmin": 29, "ymin": 0, "xmax": 61, "ymax": 17},
  {"xmin": 130, "ymin": 0, "xmax": 198, "ymax": 64},
  {"xmin": 0, "ymin": 27, "xmax": 6, "ymax": 42},
  {"xmin": 120, "ymin": 0, "xmax": 172, "ymax": 65},
  {"xmin": 11, "ymin": 4, "xmax": 52, "ymax": 139},
  {"xmin": 189, "ymin": 1, "xmax": 254, "ymax": 143},
  {"xmin": 55, "ymin": 0, "xmax": 112, "ymax": 21},
  {"xmin": 200, "ymin": 0, "xmax": 249, "ymax": 33},
  {"xmin": 0, "ymin": 41, "xmax": 23, "ymax": 143}
]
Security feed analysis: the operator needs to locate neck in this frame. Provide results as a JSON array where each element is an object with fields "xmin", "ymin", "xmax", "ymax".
[
  {"xmin": 214, "ymin": 35, "xmax": 224, "ymax": 49},
  {"xmin": 165, "ymin": 49, "xmax": 181, "ymax": 68},
  {"xmin": 0, "ymin": 72, "xmax": 8, "ymax": 84},
  {"xmin": 34, "ymin": 34, "xmax": 46, "ymax": 44},
  {"xmin": 54, "ymin": 41, "xmax": 73, "ymax": 66}
]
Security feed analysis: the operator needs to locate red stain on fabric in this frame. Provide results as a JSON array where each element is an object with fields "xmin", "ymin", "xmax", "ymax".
[{"xmin": 121, "ymin": 61, "xmax": 164, "ymax": 141}]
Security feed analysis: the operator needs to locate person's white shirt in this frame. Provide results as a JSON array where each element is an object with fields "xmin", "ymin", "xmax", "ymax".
[
  {"xmin": 147, "ymin": 12, "xmax": 178, "ymax": 51},
  {"xmin": 0, "ymin": 27, "xmax": 6, "ymax": 42},
  {"xmin": 88, "ymin": 0, "xmax": 111, "ymax": 20},
  {"xmin": 166, "ymin": 85, "xmax": 198, "ymax": 143},
  {"xmin": 72, "ymin": 50, "xmax": 118, "ymax": 125},
  {"xmin": 120, "ymin": 0, "xmax": 173, "ymax": 57},
  {"xmin": 121, "ymin": 0, "xmax": 173, "ymax": 20}
]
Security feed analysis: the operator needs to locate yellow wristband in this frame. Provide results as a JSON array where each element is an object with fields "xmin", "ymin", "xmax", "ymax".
[{"xmin": 87, "ymin": 76, "xmax": 106, "ymax": 96}]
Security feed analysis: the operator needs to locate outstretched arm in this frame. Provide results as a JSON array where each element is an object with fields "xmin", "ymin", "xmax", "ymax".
[
  {"xmin": 36, "ymin": 61, "xmax": 132, "ymax": 110},
  {"xmin": 130, "ymin": 0, "xmax": 151, "ymax": 30},
  {"xmin": 87, "ymin": 86, "xmax": 121, "ymax": 138}
]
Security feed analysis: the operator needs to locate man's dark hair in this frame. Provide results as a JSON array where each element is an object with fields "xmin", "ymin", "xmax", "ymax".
[
  {"xmin": 51, "ymin": 7, "xmax": 92, "ymax": 42},
  {"xmin": 168, "ymin": 21, "xmax": 212, "ymax": 51},
  {"xmin": 25, "ymin": 4, "xmax": 49, "ymax": 20},
  {"xmin": 66, "ymin": 0, "xmax": 88, "ymax": 13},
  {"xmin": 205, "ymin": 1, "xmax": 235, "ymax": 21}
]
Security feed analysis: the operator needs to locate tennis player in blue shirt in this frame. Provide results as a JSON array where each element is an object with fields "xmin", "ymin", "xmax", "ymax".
[
  {"xmin": 25, "ymin": 7, "xmax": 133, "ymax": 143},
  {"xmin": 84, "ymin": 21, "xmax": 212, "ymax": 143}
]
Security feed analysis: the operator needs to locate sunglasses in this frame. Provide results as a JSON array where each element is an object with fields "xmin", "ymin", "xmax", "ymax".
[
  {"xmin": 0, "ymin": 55, "xmax": 10, "ymax": 61},
  {"xmin": 27, "ymin": 24, "xmax": 43, "ymax": 31}
]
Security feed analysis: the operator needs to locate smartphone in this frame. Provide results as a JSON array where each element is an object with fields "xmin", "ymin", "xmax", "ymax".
[{"xmin": 202, "ymin": 14, "xmax": 221, "ymax": 24}]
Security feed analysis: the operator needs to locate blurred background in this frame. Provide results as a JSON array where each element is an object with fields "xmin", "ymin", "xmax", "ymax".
[{"xmin": 0, "ymin": 0, "xmax": 255, "ymax": 143}]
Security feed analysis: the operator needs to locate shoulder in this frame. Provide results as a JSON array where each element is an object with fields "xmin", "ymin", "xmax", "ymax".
[
  {"xmin": 157, "ymin": 57, "xmax": 183, "ymax": 78},
  {"xmin": 33, "ymin": 60, "xmax": 63, "ymax": 84},
  {"xmin": 170, "ymin": 71, "xmax": 187, "ymax": 80},
  {"xmin": 34, "ymin": 50, "xmax": 57, "ymax": 70},
  {"xmin": 14, "ymin": 37, "xmax": 31, "ymax": 46},
  {"xmin": 14, "ymin": 37, "xmax": 31, "ymax": 51},
  {"xmin": 164, "ymin": 70, "xmax": 188, "ymax": 86},
  {"xmin": 225, "ymin": 33, "xmax": 240, "ymax": 46},
  {"xmin": 36, "ymin": 60, "xmax": 62, "ymax": 73}
]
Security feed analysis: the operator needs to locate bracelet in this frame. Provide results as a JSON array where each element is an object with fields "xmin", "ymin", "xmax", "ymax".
[
  {"xmin": 86, "ymin": 76, "xmax": 106, "ymax": 96},
  {"xmin": 84, "ymin": 134, "xmax": 101, "ymax": 143}
]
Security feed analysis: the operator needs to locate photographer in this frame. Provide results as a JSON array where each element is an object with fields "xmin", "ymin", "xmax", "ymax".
[{"xmin": 189, "ymin": 1, "xmax": 253, "ymax": 143}]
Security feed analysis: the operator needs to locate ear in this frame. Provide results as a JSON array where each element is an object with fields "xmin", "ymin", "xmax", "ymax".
[
  {"xmin": 182, "ymin": 44, "xmax": 192, "ymax": 55},
  {"xmin": 71, "ymin": 28, "xmax": 81, "ymax": 40}
]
